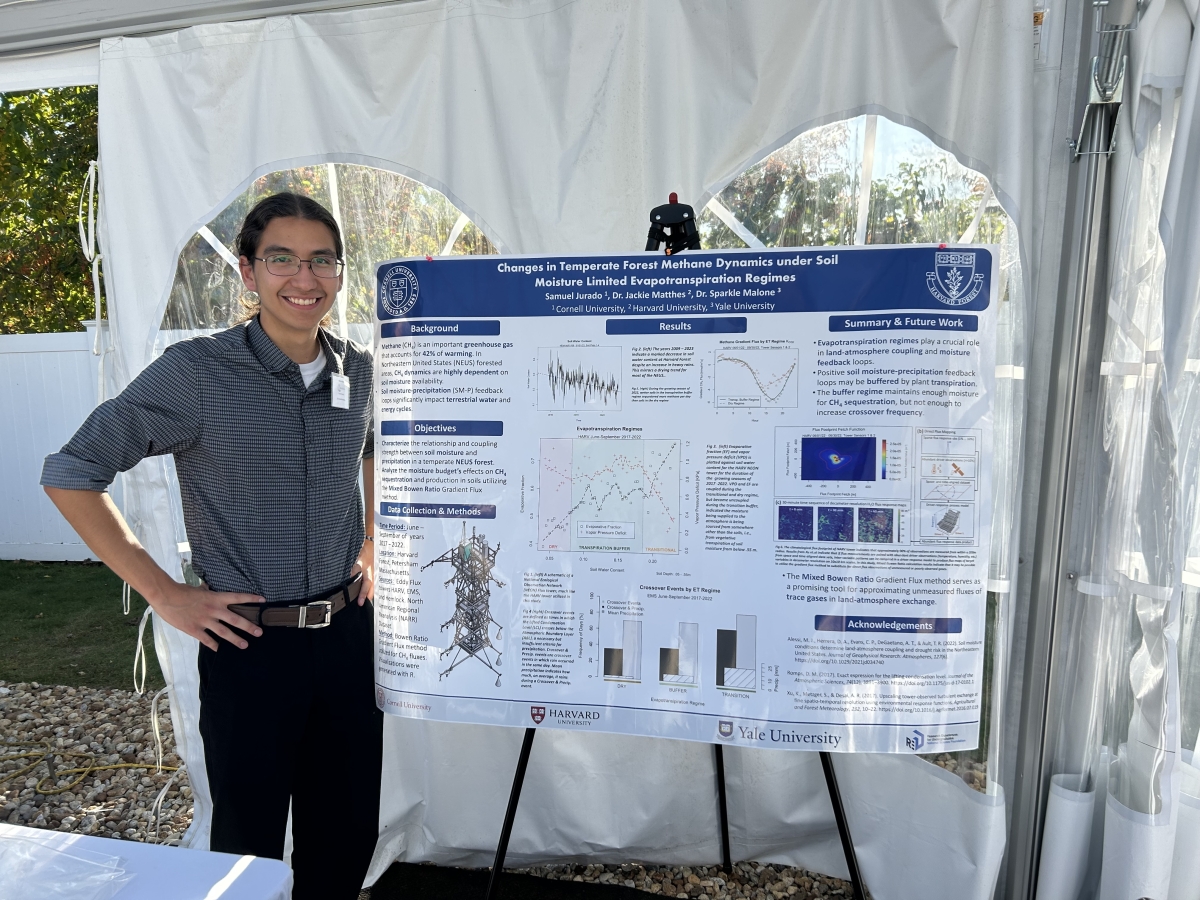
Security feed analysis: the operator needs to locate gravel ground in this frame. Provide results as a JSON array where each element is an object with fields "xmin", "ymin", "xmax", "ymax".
[
  {"xmin": 3, "ymin": 682, "xmax": 863, "ymax": 898},
  {"xmin": 928, "ymin": 752, "xmax": 988, "ymax": 792},
  {"xmin": 0, "ymin": 681, "xmax": 191, "ymax": 843},
  {"xmin": 510, "ymin": 863, "xmax": 860, "ymax": 899}
]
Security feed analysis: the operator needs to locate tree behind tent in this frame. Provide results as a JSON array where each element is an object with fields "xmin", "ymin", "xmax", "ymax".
[{"xmin": 0, "ymin": 87, "xmax": 98, "ymax": 334}]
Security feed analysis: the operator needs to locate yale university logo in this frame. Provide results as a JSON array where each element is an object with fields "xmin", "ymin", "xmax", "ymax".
[
  {"xmin": 530, "ymin": 706, "xmax": 546, "ymax": 724},
  {"xmin": 380, "ymin": 264, "xmax": 420, "ymax": 317},
  {"xmin": 926, "ymin": 251, "xmax": 984, "ymax": 306},
  {"xmin": 717, "ymin": 720, "xmax": 734, "ymax": 740}
]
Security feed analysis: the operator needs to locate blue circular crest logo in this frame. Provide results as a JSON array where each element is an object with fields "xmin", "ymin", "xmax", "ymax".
[{"xmin": 381, "ymin": 265, "xmax": 419, "ymax": 317}]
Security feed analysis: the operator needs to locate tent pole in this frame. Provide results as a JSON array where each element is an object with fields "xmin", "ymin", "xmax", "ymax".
[
  {"xmin": 819, "ymin": 752, "xmax": 866, "ymax": 900},
  {"xmin": 484, "ymin": 726, "xmax": 537, "ymax": 900},
  {"xmin": 1005, "ymin": 2, "xmax": 1133, "ymax": 898}
]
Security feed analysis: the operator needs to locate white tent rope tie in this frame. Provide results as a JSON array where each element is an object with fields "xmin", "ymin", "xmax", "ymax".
[
  {"xmin": 150, "ymin": 685, "xmax": 170, "ymax": 772},
  {"xmin": 133, "ymin": 605, "xmax": 151, "ymax": 695},
  {"xmin": 150, "ymin": 762, "xmax": 185, "ymax": 844},
  {"xmin": 78, "ymin": 160, "xmax": 110, "ymax": 403}
]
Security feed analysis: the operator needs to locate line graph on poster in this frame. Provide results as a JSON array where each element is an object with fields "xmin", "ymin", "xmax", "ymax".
[
  {"xmin": 715, "ymin": 347, "xmax": 799, "ymax": 407},
  {"xmin": 538, "ymin": 438, "xmax": 680, "ymax": 553},
  {"xmin": 538, "ymin": 346, "xmax": 622, "ymax": 410}
]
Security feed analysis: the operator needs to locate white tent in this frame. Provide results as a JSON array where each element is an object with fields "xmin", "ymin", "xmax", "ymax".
[{"xmin": 14, "ymin": 1, "xmax": 1193, "ymax": 898}]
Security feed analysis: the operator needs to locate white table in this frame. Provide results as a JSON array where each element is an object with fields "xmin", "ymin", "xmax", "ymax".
[{"xmin": 0, "ymin": 823, "xmax": 292, "ymax": 899}]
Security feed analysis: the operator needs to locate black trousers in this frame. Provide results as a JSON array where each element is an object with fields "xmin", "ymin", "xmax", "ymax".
[{"xmin": 199, "ymin": 596, "xmax": 383, "ymax": 900}]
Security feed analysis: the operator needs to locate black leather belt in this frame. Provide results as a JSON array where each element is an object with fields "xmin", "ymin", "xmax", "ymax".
[{"xmin": 227, "ymin": 574, "xmax": 363, "ymax": 629}]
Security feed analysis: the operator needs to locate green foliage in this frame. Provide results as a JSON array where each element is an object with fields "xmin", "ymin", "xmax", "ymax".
[
  {"xmin": 865, "ymin": 159, "xmax": 993, "ymax": 245},
  {"xmin": 702, "ymin": 117, "xmax": 1009, "ymax": 252},
  {"xmin": 701, "ymin": 120, "xmax": 858, "ymax": 249},
  {"xmin": 0, "ymin": 87, "xmax": 99, "ymax": 334}
]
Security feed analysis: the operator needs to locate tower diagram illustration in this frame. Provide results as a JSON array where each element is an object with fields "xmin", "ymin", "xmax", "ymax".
[{"xmin": 422, "ymin": 523, "xmax": 505, "ymax": 686}]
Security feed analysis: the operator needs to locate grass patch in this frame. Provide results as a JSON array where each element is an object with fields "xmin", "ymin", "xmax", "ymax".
[{"xmin": 0, "ymin": 560, "xmax": 164, "ymax": 690}]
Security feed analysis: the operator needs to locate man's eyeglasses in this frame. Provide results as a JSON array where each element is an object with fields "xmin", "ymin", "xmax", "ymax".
[{"xmin": 254, "ymin": 254, "xmax": 345, "ymax": 279}]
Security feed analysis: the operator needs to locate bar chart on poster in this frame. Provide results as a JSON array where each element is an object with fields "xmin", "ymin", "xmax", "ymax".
[{"xmin": 373, "ymin": 245, "xmax": 998, "ymax": 752}]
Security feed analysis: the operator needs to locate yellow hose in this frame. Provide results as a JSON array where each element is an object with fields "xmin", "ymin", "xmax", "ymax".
[{"xmin": 1, "ymin": 740, "xmax": 178, "ymax": 797}]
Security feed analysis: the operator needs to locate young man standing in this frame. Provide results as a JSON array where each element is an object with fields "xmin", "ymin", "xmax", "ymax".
[{"xmin": 42, "ymin": 193, "xmax": 381, "ymax": 900}]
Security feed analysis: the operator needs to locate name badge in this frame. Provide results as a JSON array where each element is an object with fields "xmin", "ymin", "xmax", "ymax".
[{"xmin": 331, "ymin": 373, "xmax": 350, "ymax": 409}]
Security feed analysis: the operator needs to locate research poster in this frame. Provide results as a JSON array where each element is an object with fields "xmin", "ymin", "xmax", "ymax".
[{"xmin": 372, "ymin": 244, "xmax": 997, "ymax": 753}]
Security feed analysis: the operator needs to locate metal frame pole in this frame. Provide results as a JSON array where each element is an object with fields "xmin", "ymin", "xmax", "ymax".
[
  {"xmin": 714, "ymin": 744, "xmax": 733, "ymax": 872},
  {"xmin": 484, "ymin": 727, "xmax": 537, "ymax": 900},
  {"xmin": 1005, "ymin": 2, "xmax": 1134, "ymax": 897},
  {"xmin": 819, "ymin": 752, "xmax": 867, "ymax": 900}
]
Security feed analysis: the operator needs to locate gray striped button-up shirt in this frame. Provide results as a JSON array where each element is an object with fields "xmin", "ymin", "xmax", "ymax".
[{"xmin": 41, "ymin": 317, "xmax": 373, "ymax": 603}]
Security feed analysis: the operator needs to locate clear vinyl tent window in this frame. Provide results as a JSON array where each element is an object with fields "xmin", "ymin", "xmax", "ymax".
[
  {"xmin": 703, "ymin": 115, "xmax": 1026, "ymax": 795},
  {"xmin": 160, "ymin": 164, "xmax": 497, "ymax": 340}
]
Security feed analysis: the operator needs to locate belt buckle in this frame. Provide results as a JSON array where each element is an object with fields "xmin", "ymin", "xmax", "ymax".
[{"xmin": 297, "ymin": 599, "xmax": 333, "ymax": 629}]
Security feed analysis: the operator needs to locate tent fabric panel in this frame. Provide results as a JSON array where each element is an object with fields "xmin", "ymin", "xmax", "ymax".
[
  {"xmin": 0, "ymin": 0, "xmax": 405, "ymax": 55},
  {"xmin": 95, "ymin": 0, "xmax": 1034, "ymax": 382},
  {"xmin": 0, "ymin": 45, "xmax": 98, "ymax": 91}
]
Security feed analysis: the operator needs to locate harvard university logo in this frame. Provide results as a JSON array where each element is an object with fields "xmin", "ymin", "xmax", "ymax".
[
  {"xmin": 926, "ymin": 251, "xmax": 985, "ymax": 306},
  {"xmin": 530, "ymin": 706, "xmax": 546, "ymax": 724}
]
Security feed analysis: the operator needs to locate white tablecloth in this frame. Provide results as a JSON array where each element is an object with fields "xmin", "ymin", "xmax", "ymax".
[{"xmin": 0, "ymin": 823, "xmax": 292, "ymax": 900}]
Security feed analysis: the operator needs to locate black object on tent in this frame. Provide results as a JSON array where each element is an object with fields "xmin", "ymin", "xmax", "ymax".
[{"xmin": 645, "ymin": 193, "xmax": 701, "ymax": 254}]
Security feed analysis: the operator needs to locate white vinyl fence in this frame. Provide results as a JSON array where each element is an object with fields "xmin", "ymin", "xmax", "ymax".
[{"xmin": 0, "ymin": 323, "xmax": 118, "ymax": 560}]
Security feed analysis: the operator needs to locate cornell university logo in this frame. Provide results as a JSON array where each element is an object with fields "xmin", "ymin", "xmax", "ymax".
[
  {"xmin": 530, "ymin": 706, "xmax": 546, "ymax": 724},
  {"xmin": 380, "ymin": 264, "xmax": 420, "ymax": 317},
  {"xmin": 926, "ymin": 251, "xmax": 985, "ymax": 306}
]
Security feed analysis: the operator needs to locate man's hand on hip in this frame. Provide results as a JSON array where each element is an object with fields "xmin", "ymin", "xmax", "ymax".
[
  {"xmin": 43, "ymin": 487, "xmax": 263, "ymax": 651},
  {"xmin": 153, "ymin": 582, "xmax": 265, "ymax": 651}
]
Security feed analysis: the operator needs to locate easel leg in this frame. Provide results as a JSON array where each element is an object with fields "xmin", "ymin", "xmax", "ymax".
[
  {"xmin": 484, "ymin": 727, "xmax": 537, "ymax": 900},
  {"xmin": 819, "ymin": 751, "xmax": 867, "ymax": 900},
  {"xmin": 713, "ymin": 744, "xmax": 732, "ymax": 871}
]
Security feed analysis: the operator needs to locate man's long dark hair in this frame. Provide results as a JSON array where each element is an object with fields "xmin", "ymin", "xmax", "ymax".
[{"xmin": 235, "ymin": 192, "xmax": 343, "ymax": 326}]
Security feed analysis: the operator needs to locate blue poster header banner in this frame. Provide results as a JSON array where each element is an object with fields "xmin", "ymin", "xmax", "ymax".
[
  {"xmin": 381, "ymin": 420, "xmax": 504, "ymax": 436},
  {"xmin": 376, "ymin": 246, "xmax": 993, "ymax": 321},
  {"xmin": 380, "ymin": 502, "xmax": 497, "ymax": 519},
  {"xmin": 606, "ymin": 316, "xmax": 747, "ymax": 335},
  {"xmin": 814, "ymin": 615, "xmax": 963, "ymax": 634},
  {"xmin": 828, "ymin": 313, "xmax": 978, "ymax": 332},
  {"xmin": 381, "ymin": 320, "xmax": 501, "ymax": 337}
]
